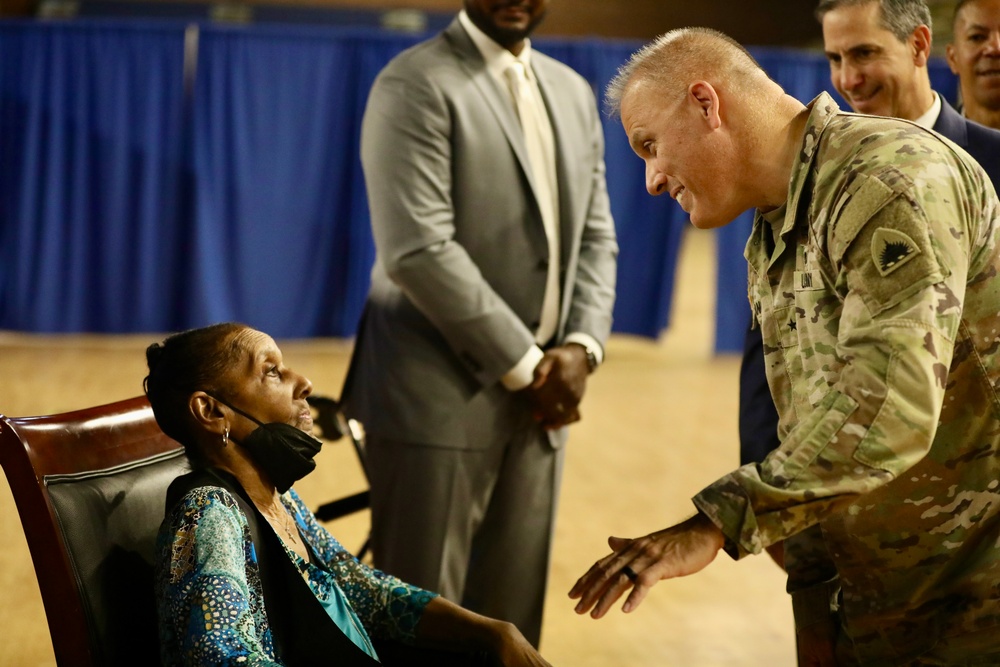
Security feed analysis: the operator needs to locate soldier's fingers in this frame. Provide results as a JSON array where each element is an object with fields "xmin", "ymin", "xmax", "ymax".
[
  {"xmin": 570, "ymin": 554, "xmax": 624, "ymax": 610},
  {"xmin": 621, "ymin": 577, "xmax": 653, "ymax": 614},
  {"xmin": 568, "ymin": 557, "xmax": 610, "ymax": 600},
  {"xmin": 589, "ymin": 569, "xmax": 638, "ymax": 618},
  {"xmin": 572, "ymin": 550, "xmax": 647, "ymax": 613},
  {"xmin": 608, "ymin": 536, "xmax": 634, "ymax": 551}
]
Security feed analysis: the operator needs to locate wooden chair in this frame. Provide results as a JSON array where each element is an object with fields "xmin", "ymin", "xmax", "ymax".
[{"xmin": 0, "ymin": 395, "xmax": 188, "ymax": 667}]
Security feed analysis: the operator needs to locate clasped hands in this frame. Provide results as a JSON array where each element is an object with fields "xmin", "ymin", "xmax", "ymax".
[{"xmin": 521, "ymin": 344, "xmax": 589, "ymax": 430}]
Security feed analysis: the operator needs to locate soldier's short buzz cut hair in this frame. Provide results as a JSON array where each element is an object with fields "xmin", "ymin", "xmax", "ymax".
[
  {"xmin": 603, "ymin": 27, "xmax": 763, "ymax": 118},
  {"xmin": 815, "ymin": 0, "xmax": 932, "ymax": 42}
]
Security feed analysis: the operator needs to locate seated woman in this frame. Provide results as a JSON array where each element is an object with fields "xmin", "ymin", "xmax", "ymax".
[{"xmin": 145, "ymin": 322, "xmax": 550, "ymax": 667}]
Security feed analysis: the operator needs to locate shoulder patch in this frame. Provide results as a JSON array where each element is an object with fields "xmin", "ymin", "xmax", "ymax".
[
  {"xmin": 829, "ymin": 172, "xmax": 895, "ymax": 264},
  {"xmin": 871, "ymin": 228, "xmax": 921, "ymax": 276},
  {"xmin": 842, "ymin": 197, "xmax": 946, "ymax": 315}
]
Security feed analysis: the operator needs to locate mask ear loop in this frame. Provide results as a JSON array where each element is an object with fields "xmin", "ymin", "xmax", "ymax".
[{"xmin": 204, "ymin": 391, "xmax": 265, "ymax": 428}]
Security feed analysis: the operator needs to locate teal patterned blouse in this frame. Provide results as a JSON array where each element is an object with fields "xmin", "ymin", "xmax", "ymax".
[{"xmin": 156, "ymin": 485, "xmax": 437, "ymax": 666}]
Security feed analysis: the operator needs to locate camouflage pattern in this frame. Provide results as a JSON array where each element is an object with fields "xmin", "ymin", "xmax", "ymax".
[{"xmin": 693, "ymin": 92, "xmax": 1000, "ymax": 664}]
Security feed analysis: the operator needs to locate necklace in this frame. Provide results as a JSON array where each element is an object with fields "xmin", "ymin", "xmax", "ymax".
[
  {"xmin": 251, "ymin": 489, "xmax": 301, "ymax": 546},
  {"xmin": 268, "ymin": 505, "xmax": 299, "ymax": 544},
  {"xmin": 280, "ymin": 513, "xmax": 299, "ymax": 544}
]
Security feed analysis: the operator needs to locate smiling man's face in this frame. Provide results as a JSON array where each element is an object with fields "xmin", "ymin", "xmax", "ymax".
[
  {"xmin": 948, "ymin": 0, "xmax": 1000, "ymax": 116},
  {"xmin": 620, "ymin": 80, "xmax": 745, "ymax": 230},
  {"xmin": 822, "ymin": 1, "xmax": 927, "ymax": 120}
]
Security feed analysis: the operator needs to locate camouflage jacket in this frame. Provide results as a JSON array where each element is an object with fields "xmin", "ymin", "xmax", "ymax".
[{"xmin": 693, "ymin": 93, "xmax": 1000, "ymax": 663}]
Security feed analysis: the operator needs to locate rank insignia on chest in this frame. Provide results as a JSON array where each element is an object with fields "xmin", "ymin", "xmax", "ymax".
[{"xmin": 871, "ymin": 228, "xmax": 920, "ymax": 277}]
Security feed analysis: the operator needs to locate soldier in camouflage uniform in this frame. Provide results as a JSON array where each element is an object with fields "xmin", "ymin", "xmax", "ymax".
[{"xmin": 569, "ymin": 27, "xmax": 1000, "ymax": 665}]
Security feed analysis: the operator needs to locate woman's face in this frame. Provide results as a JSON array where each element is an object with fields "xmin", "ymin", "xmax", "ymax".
[{"xmin": 221, "ymin": 328, "xmax": 314, "ymax": 433}]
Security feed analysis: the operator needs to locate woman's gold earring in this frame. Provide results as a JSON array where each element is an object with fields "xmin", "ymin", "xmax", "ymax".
[{"xmin": 223, "ymin": 425, "xmax": 230, "ymax": 447}]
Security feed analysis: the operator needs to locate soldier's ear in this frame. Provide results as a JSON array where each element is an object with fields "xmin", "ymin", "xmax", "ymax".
[{"xmin": 688, "ymin": 81, "xmax": 721, "ymax": 131}]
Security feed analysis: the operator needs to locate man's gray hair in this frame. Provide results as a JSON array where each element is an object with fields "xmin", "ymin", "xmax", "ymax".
[
  {"xmin": 815, "ymin": 0, "xmax": 932, "ymax": 42},
  {"xmin": 604, "ymin": 27, "xmax": 762, "ymax": 118}
]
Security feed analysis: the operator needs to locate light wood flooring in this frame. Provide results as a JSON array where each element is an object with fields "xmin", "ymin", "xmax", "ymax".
[{"xmin": 0, "ymin": 228, "xmax": 795, "ymax": 666}]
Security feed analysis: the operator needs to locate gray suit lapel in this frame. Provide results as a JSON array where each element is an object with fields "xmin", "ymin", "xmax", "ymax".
[
  {"xmin": 444, "ymin": 20, "xmax": 578, "ymax": 323},
  {"xmin": 444, "ymin": 20, "xmax": 541, "ymax": 199},
  {"xmin": 444, "ymin": 18, "xmax": 563, "ymax": 219}
]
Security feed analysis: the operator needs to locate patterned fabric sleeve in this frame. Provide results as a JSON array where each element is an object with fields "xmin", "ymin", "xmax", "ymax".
[
  {"xmin": 156, "ymin": 487, "xmax": 279, "ymax": 667},
  {"xmin": 284, "ymin": 488, "xmax": 437, "ymax": 643}
]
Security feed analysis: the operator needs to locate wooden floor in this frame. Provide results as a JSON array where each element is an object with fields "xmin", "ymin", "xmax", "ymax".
[{"xmin": 0, "ymin": 228, "xmax": 795, "ymax": 666}]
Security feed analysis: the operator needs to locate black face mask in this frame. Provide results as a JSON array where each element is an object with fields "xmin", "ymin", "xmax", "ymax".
[{"xmin": 210, "ymin": 394, "xmax": 323, "ymax": 493}]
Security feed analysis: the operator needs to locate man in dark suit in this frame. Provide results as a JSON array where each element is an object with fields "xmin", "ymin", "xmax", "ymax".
[
  {"xmin": 342, "ymin": 0, "xmax": 618, "ymax": 648},
  {"xmin": 739, "ymin": 0, "xmax": 1000, "ymax": 525},
  {"xmin": 947, "ymin": 0, "xmax": 1000, "ymax": 130}
]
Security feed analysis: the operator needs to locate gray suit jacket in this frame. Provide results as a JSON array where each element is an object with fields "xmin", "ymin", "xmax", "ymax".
[{"xmin": 343, "ymin": 18, "xmax": 619, "ymax": 449}]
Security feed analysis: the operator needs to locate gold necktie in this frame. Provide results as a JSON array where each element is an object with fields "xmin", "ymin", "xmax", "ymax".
[{"xmin": 505, "ymin": 61, "xmax": 560, "ymax": 345}]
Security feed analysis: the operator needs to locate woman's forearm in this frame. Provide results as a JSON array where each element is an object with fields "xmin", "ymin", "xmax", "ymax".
[{"xmin": 413, "ymin": 597, "xmax": 552, "ymax": 666}]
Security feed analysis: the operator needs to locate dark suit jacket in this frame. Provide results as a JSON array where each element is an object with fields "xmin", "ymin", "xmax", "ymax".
[{"xmin": 738, "ymin": 94, "xmax": 1000, "ymax": 466}]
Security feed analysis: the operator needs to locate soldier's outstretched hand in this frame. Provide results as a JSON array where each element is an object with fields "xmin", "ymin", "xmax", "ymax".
[{"xmin": 568, "ymin": 513, "xmax": 726, "ymax": 618}]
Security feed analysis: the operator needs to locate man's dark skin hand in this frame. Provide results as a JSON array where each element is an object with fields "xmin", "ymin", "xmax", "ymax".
[{"xmin": 522, "ymin": 343, "xmax": 590, "ymax": 429}]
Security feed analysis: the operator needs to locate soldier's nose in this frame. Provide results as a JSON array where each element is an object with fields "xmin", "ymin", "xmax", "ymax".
[{"xmin": 647, "ymin": 168, "xmax": 667, "ymax": 196}]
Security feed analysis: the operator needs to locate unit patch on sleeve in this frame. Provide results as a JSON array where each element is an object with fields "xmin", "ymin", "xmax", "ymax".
[{"xmin": 871, "ymin": 228, "xmax": 921, "ymax": 277}]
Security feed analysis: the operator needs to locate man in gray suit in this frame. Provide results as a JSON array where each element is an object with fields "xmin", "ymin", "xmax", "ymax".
[{"xmin": 343, "ymin": 0, "xmax": 618, "ymax": 647}]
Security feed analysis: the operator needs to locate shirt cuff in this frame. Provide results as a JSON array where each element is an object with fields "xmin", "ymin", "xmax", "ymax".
[
  {"xmin": 691, "ymin": 471, "xmax": 760, "ymax": 560},
  {"xmin": 500, "ymin": 345, "xmax": 544, "ymax": 391},
  {"xmin": 564, "ymin": 332, "xmax": 604, "ymax": 366}
]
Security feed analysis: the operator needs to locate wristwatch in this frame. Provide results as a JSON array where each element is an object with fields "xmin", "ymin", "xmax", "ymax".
[{"xmin": 575, "ymin": 343, "xmax": 599, "ymax": 374}]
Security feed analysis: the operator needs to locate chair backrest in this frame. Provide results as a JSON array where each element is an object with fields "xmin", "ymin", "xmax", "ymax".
[{"xmin": 0, "ymin": 396, "xmax": 189, "ymax": 667}]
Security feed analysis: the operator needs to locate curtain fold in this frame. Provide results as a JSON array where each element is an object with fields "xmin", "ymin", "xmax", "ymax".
[
  {"xmin": 0, "ymin": 21, "xmax": 189, "ymax": 332},
  {"xmin": 188, "ymin": 24, "xmax": 405, "ymax": 337}
]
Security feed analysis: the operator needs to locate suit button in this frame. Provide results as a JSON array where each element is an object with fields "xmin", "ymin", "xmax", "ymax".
[
  {"xmin": 530, "ymin": 320, "xmax": 540, "ymax": 329},
  {"xmin": 460, "ymin": 352, "xmax": 483, "ymax": 374},
  {"xmin": 537, "ymin": 259, "xmax": 548, "ymax": 270}
]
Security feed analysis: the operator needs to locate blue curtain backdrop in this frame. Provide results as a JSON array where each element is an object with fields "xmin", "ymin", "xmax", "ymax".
[
  {"xmin": 188, "ymin": 25, "xmax": 405, "ymax": 337},
  {"xmin": 0, "ymin": 20, "xmax": 960, "ymax": 346},
  {"xmin": 0, "ymin": 21, "xmax": 189, "ymax": 332}
]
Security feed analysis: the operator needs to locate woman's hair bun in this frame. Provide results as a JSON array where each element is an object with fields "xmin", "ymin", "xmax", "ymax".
[{"xmin": 145, "ymin": 342, "xmax": 165, "ymax": 372}]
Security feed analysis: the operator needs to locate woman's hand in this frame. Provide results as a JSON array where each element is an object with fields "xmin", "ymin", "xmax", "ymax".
[
  {"xmin": 415, "ymin": 597, "xmax": 552, "ymax": 665},
  {"xmin": 488, "ymin": 620, "xmax": 552, "ymax": 667}
]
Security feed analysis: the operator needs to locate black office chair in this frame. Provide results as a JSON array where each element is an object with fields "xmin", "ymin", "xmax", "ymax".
[
  {"xmin": 0, "ymin": 396, "xmax": 187, "ymax": 666},
  {"xmin": 308, "ymin": 394, "xmax": 373, "ymax": 561}
]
